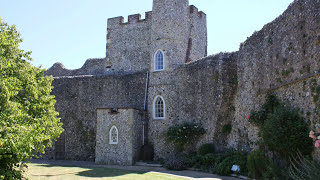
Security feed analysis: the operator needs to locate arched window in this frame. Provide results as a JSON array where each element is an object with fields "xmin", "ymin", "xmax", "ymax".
[
  {"xmin": 154, "ymin": 50, "xmax": 164, "ymax": 71},
  {"xmin": 109, "ymin": 126, "xmax": 118, "ymax": 144},
  {"xmin": 153, "ymin": 95, "xmax": 165, "ymax": 119}
]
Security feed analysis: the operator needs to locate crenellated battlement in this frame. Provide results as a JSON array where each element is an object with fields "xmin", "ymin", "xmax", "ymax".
[
  {"xmin": 189, "ymin": 5, "xmax": 206, "ymax": 18},
  {"xmin": 107, "ymin": 11, "xmax": 152, "ymax": 28}
]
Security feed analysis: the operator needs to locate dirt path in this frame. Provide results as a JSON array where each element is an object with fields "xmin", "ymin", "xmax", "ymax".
[{"xmin": 29, "ymin": 159, "xmax": 243, "ymax": 180}]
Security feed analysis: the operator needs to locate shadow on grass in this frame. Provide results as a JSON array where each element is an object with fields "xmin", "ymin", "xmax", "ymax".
[
  {"xmin": 76, "ymin": 168, "xmax": 144, "ymax": 178},
  {"xmin": 36, "ymin": 164, "xmax": 74, "ymax": 168},
  {"xmin": 30, "ymin": 163, "xmax": 145, "ymax": 178}
]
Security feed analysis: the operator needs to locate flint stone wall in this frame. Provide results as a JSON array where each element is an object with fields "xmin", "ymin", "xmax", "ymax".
[
  {"xmin": 230, "ymin": 0, "xmax": 320, "ymax": 156},
  {"xmin": 45, "ymin": 58, "xmax": 108, "ymax": 77},
  {"xmin": 45, "ymin": 0, "xmax": 320, "ymax": 162},
  {"xmin": 147, "ymin": 53, "xmax": 238, "ymax": 158},
  {"xmin": 148, "ymin": 0, "xmax": 320, "ymax": 159},
  {"xmin": 96, "ymin": 108, "xmax": 144, "ymax": 165},
  {"xmin": 48, "ymin": 72, "xmax": 146, "ymax": 161},
  {"xmin": 106, "ymin": 12, "xmax": 152, "ymax": 73}
]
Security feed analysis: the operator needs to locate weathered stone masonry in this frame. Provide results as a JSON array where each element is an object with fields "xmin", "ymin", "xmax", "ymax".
[
  {"xmin": 45, "ymin": 73, "xmax": 146, "ymax": 161},
  {"xmin": 45, "ymin": 0, "xmax": 320, "ymax": 163}
]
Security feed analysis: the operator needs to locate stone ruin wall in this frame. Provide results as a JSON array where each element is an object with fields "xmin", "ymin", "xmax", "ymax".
[
  {"xmin": 46, "ymin": 73, "xmax": 146, "ymax": 161},
  {"xmin": 230, "ymin": 0, "xmax": 320, "ymax": 157},
  {"xmin": 45, "ymin": 58, "xmax": 107, "ymax": 77}
]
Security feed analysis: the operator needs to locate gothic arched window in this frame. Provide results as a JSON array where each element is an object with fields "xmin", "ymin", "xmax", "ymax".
[
  {"xmin": 153, "ymin": 95, "xmax": 165, "ymax": 119},
  {"xmin": 109, "ymin": 126, "xmax": 118, "ymax": 144},
  {"xmin": 154, "ymin": 50, "xmax": 164, "ymax": 71}
]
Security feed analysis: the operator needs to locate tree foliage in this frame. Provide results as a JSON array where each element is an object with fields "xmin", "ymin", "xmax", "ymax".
[{"xmin": 0, "ymin": 18, "xmax": 63, "ymax": 179}]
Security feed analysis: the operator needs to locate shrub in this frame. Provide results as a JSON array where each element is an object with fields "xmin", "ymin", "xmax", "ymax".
[
  {"xmin": 165, "ymin": 121, "xmax": 205, "ymax": 151},
  {"xmin": 249, "ymin": 94, "xmax": 313, "ymax": 159},
  {"xmin": 181, "ymin": 149, "xmax": 248, "ymax": 176},
  {"xmin": 164, "ymin": 155, "xmax": 187, "ymax": 171},
  {"xmin": 222, "ymin": 124, "xmax": 232, "ymax": 135},
  {"xmin": 247, "ymin": 150, "xmax": 279, "ymax": 179},
  {"xmin": 181, "ymin": 152, "xmax": 199, "ymax": 167},
  {"xmin": 263, "ymin": 106, "xmax": 313, "ymax": 159},
  {"xmin": 199, "ymin": 153, "xmax": 216, "ymax": 168},
  {"xmin": 198, "ymin": 143, "xmax": 215, "ymax": 155},
  {"xmin": 288, "ymin": 152, "xmax": 320, "ymax": 180},
  {"xmin": 213, "ymin": 150, "xmax": 248, "ymax": 176}
]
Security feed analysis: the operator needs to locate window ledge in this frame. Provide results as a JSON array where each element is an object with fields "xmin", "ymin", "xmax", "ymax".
[
  {"xmin": 153, "ymin": 117, "xmax": 165, "ymax": 120},
  {"xmin": 154, "ymin": 69, "xmax": 164, "ymax": 72}
]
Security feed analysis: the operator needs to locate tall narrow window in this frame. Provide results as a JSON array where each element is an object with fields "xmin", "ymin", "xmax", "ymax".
[
  {"xmin": 154, "ymin": 50, "xmax": 164, "ymax": 71},
  {"xmin": 153, "ymin": 96, "xmax": 165, "ymax": 119},
  {"xmin": 109, "ymin": 126, "xmax": 118, "ymax": 144}
]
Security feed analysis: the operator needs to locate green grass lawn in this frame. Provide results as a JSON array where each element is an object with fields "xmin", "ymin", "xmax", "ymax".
[{"xmin": 25, "ymin": 163, "xmax": 189, "ymax": 180}]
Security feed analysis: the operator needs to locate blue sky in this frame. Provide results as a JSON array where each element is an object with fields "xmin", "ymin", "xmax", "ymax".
[{"xmin": 1, "ymin": 0, "xmax": 293, "ymax": 69}]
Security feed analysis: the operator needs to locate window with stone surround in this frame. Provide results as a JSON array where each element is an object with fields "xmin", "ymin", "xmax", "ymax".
[
  {"xmin": 109, "ymin": 126, "xmax": 118, "ymax": 144},
  {"xmin": 154, "ymin": 50, "xmax": 164, "ymax": 71},
  {"xmin": 153, "ymin": 95, "xmax": 165, "ymax": 120}
]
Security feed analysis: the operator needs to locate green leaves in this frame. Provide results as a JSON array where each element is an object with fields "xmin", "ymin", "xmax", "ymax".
[
  {"xmin": 165, "ymin": 121, "xmax": 205, "ymax": 151},
  {"xmin": 249, "ymin": 94, "xmax": 313, "ymax": 160},
  {"xmin": 0, "ymin": 17, "xmax": 63, "ymax": 179}
]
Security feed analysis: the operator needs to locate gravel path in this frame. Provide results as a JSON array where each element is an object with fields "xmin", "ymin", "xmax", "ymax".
[{"xmin": 29, "ymin": 159, "xmax": 243, "ymax": 180}]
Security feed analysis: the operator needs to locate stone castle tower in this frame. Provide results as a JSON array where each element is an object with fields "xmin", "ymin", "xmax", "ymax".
[
  {"xmin": 105, "ymin": 0, "xmax": 208, "ymax": 159},
  {"xmin": 147, "ymin": 0, "xmax": 207, "ymax": 157},
  {"xmin": 106, "ymin": 0, "xmax": 206, "ymax": 73}
]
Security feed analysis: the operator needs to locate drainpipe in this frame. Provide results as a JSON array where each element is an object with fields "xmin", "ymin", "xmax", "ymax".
[
  {"xmin": 144, "ymin": 71, "xmax": 149, "ymax": 110},
  {"xmin": 143, "ymin": 71, "xmax": 150, "ymax": 145}
]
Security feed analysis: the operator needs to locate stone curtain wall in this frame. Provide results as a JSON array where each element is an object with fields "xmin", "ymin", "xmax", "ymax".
[
  {"xmin": 147, "ymin": 53, "xmax": 238, "ymax": 158},
  {"xmin": 176, "ymin": 54, "xmax": 237, "ymax": 150},
  {"xmin": 49, "ymin": 72, "xmax": 146, "ymax": 161},
  {"xmin": 231, "ymin": 0, "xmax": 320, "ymax": 153},
  {"xmin": 45, "ymin": 58, "xmax": 107, "ymax": 77},
  {"xmin": 96, "ymin": 109, "xmax": 143, "ymax": 165}
]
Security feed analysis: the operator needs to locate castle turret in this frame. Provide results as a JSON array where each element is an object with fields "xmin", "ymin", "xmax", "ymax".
[
  {"xmin": 147, "ymin": 0, "xmax": 208, "ymax": 159},
  {"xmin": 150, "ymin": 0, "xmax": 190, "ymax": 71}
]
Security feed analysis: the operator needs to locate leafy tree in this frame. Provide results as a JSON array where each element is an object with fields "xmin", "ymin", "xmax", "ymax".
[{"xmin": 0, "ymin": 18, "xmax": 64, "ymax": 179}]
